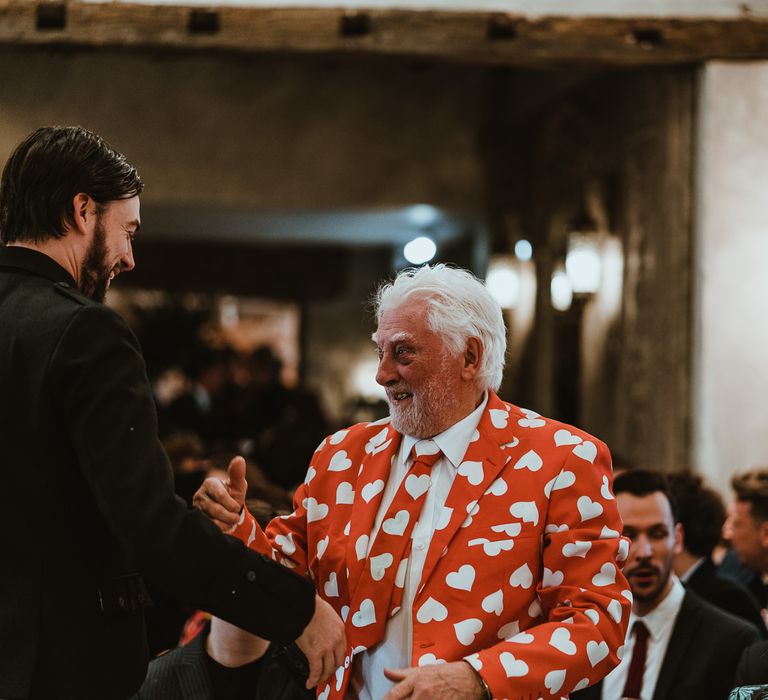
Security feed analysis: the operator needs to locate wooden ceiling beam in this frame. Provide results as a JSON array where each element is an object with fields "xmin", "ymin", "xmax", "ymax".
[{"xmin": 2, "ymin": 1, "xmax": 768, "ymax": 65}]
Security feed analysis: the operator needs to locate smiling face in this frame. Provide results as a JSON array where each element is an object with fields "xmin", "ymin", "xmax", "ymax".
[
  {"xmin": 373, "ymin": 298, "xmax": 482, "ymax": 438},
  {"xmin": 618, "ymin": 490, "xmax": 682, "ymax": 616},
  {"xmin": 79, "ymin": 196, "xmax": 140, "ymax": 301}
]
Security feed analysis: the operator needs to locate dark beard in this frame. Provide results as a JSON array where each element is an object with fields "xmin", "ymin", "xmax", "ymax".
[{"xmin": 79, "ymin": 218, "xmax": 110, "ymax": 302}]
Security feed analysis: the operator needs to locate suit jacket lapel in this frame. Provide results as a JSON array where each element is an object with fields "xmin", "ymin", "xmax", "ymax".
[
  {"xmin": 345, "ymin": 422, "xmax": 403, "ymax": 604},
  {"xmin": 417, "ymin": 393, "xmax": 513, "ymax": 594},
  {"xmin": 175, "ymin": 632, "xmax": 213, "ymax": 700},
  {"xmin": 653, "ymin": 592, "xmax": 698, "ymax": 700}
]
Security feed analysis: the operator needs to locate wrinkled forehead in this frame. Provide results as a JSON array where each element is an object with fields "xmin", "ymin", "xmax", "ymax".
[{"xmin": 372, "ymin": 299, "xmax": 433, "ymax": 346}]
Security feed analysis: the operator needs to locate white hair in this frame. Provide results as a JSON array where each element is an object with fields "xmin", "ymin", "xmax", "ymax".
[{"xmin": 373, "ymin": 264, "xmax": 507, "ymax": 391}]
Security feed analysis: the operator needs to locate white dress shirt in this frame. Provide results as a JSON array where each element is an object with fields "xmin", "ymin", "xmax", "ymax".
[
  {"xmin": 601, "ymin": 577, "xmax": 686, "ymax": 700},
  {"xmin": 348, "ymin": 394, "xmax": 488, "ymax": 700}
]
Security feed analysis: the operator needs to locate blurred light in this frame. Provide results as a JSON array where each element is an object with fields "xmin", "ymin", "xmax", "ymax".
[
  {"xmin": 566, "ymin": 233, "xmax": 602, "ymax": 294},
  {"xmin": 219, "ymin": 296, "xmax": 239, "ymax": 328},
  {"xmin": 551, "ymin": 265, "xmax": 573, "ymax": 311},
  {"xmin": 403, "ymin": 236, "xmax": 437, "ymax": 265},
  {"xmin": 514, "ymin": 239, "xmax": 533, "ymax": 262},
  {"xmin": 486, "ymin": 258, "xmax": 520, "ymax": 309},
  {"xmin": 353, "ymin": 358, "xmax": 386, "ymax": 400},
  {"xmin": 406, "ymin": 204, "xmax": 440, "ymax": 228}
]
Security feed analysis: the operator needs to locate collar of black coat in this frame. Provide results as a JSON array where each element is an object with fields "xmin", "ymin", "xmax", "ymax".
[{"xmin": 0, "ymin": 245, "xmax": 77, "ymax": 288}]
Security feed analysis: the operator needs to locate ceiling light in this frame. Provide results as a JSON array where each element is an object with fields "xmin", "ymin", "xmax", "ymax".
[
  {"xmin": 403, "ymin": 236, "xmax": 437, "ymax": 265},
  {"xmin": 551, "ymin": 265, "xmax": 573, "ymax": 311},
  {"xmin": 514, "ymin": 239, "xmax": 533, "ymax": 262},
  {"xmin": 486, "ymin": 258, "xmax": 520, "ymax": 309}
]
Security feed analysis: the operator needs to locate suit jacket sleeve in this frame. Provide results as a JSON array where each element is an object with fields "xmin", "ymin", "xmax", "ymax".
[
  {"xmin": 49, "ymin": 303, "xmax": 314, "ymax": 643},
  {"xmin": 466, "ymin": 438, "xmax": 631, "ymax": 699}
]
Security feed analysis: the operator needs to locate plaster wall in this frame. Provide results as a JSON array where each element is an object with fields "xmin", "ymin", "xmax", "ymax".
[{"xmin": 694, "ymin": 61, "xmax": 768, "ymax": 495}]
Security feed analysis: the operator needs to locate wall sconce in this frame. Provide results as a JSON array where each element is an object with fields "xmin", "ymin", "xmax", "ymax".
[
  {"xmin": 551, "ymin": 263, "xmax": 574, "ymax": 312},
  {"xmin": 486, "ymin": 256, "xmax": 521, "ymax": 309},
  {"xmin": 565, "ymin": 208, "xmax": 602, "ymax": 295}
]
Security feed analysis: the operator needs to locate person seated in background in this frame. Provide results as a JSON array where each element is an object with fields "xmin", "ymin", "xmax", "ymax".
[
  {"xmin": 196, "ymin": 263, "xmax": 631, "ymax": 700},
  {"xmin": 573, "ymin": 469, "xmax": 760, "ymax": 700},
  {"xmin": 726, "ymin": 469, "xmax": 768, "ymax": 613},
  {"xmin": 666, "ymin": 471, "xmax": 765, "ymax": 635}
]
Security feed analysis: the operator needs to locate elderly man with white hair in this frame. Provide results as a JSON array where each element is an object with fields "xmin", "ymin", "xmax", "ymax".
[{"xmin": 195, "ymin": 264, "xmax": 630, "ymax": 700}]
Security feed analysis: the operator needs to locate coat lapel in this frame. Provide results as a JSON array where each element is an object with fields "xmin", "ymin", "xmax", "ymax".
[
  {"xmin": 652, "ymin": 592, "xmax": 698, "ymax": 700},
  {"xmin": 175, "ymin": 632, "xmax": 213, "ymax": 700},
  {"xmin": 417, "ymin": 393, "xmax": 515, "ymax": 594},
  {"xmin": 345, "ymin": 422, "xmax": 403, "ymax": 603}
]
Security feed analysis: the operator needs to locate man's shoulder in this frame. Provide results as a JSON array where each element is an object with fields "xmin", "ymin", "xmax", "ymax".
[{"xmin": 681, "ymin": 589, "xmax": 761, "ymax": 641}]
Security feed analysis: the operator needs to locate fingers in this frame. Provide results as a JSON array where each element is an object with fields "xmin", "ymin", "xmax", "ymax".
[
  {"xmin": 304, "ymin": 649, "xmax": 325, "ymax": 690},
  {"xmin": 192, "ymin": 477, "xmax": 241, "ymax": 527},
  {"xmin": 226, "ymin": 456, "xmax": 248, "ymax": 503},
  {"xmin": 296, "ymin": 596, "xmax": 347, "ymax": 689},
  {"xmin": 382, "ymin": 675, "xmax": 413, "ymax": 700}
]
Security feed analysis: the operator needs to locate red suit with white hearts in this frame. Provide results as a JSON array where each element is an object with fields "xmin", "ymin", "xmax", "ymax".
[{"xmin": 232, "ymin": 392, "xmax": 631, "ymax": 699}]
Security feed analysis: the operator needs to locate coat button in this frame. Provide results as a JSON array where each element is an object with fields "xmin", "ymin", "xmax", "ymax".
[{"xmin": 246, "ymin": 570, "xmax": 257, "ymax": 582}]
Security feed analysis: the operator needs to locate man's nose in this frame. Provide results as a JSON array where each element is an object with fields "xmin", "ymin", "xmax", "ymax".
[
  {"xmin": 121, "ymin": 245, "xmax": 136, "ymax": 272},
  {"xmin": 375, "ymin": 353, "xmax": 397, "ymax": 386},
  {"xmin": 633, "ymin": 536, "xmax": 652, "ymax": 559}
]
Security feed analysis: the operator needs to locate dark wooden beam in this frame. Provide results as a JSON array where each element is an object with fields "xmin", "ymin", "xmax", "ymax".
[{"xmin": 2, "ymin": 2, "xmax": 768, "ymax": 65}]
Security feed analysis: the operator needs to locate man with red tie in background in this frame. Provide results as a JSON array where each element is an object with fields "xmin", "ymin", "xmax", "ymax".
[
  {"xmin": 196, "ymin": 264, "xmax": 632, "ymax": 699},
  {"xmin": 573, "ymin": 470, "xmax": 759, "ymax": 700}
]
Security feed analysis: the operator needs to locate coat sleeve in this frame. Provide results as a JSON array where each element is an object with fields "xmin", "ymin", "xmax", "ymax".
[
  {"xmin": 49, "ymin": 304, "xmax": 314, "ymax": 643},
  {"xmin": 465, "ymin": 439, "xmax": 631, "ymax": 699}
]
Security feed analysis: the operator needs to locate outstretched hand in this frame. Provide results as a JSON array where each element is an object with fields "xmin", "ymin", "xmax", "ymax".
[
  {"xmin": 193, "ymin": 455, "xmax": 248, "ymax": 532},
  {"xmin": 296, "ymin": 595, "xmax": 347, "ymax": 690},
  {"xmin": 382, "ymin": 661, "xmax": 486, "ymax": 700}
]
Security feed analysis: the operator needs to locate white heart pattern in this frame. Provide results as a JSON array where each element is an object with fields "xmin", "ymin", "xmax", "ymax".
[
  {"xmin": 481, "ymin": 589, "xmax": 504, "ymax": 616},
  {"xmin": 336, "ymin": 482, "xmax": 354, "ymax": 505},
  {"xmin": 418, "ymin": 653, "xmax": 446, "ymax": 666},
  {"xmin": 577, "ymin": 496, "xmax": 604, "ymax": 521},
  {"xmin": 608, "ymin": 599, "xmax": 623, "ymax": 622},
  {"xmin": 562, "ymin": 541, "xmax": 592, "ymax": 558},
  {"xmin": 545, "ymin": 669, "xmax": 567, "ymax": 694},
  {"xmin": 509, "ymin": 564, "xmax": 534, "ymax": 589},
  {"xmin": 416, "ymin": 597, "xmax": 448, "ymax": 624},
  {"xmin": 329, "ymin": 429, "xmax": 349, "ymax": 445},
  {"xmin": 446, "ymin": 564, "xmax": 476, "ymax": 592},
  {"xmin": 275, "ymin": 533, "xmax": 296, "ymax": 556},
  {"xmin": 510, "ymin": 631, "xmax": 535, "ymax": 644},
  {"xmin": 382, "ymin": 509, "xmax": 410, "ymax": 536},
  {"xmin": 365, "ymin": 427, "xmax": 390, "ymax": 454},
  {"xmin": 304, "ymin": 467, "xmax": 317, "ymax": 484},
  {"xmin": 601, "ymin": 474, "xmax": 615, "ymax": 500},
  {"xmin": 518, "ymin": 409, "xmax": 546, "ymax": 428},
  {"xmin": 351, "ymin": 599, "xmax": 376, "ymax": 628},
  {"xmin": 316, "ymin": 536, "xmax": 328, "ymax": 560},
  {"xmin": 544, "ymin": 470, "xmax": 577, "ymax": 497},
  {"xmin": 454, "ymin": 618, "xmax": 483, "ymax": 646},
  {"xmin": 592, "ymin": 562, "xmax": 617, "ymax": 587},
  {"xmin": 573, "ymin": 678, "xmax": 590, "ymax": 692},
  {"xmin": 395, "ymin": 558, "xmax": 408, "ymax": 588},
  {"xmin": 617, "ymin": 538, "xmax": 630, "ymax": 562},
  {"xmin": 490, "ymin": 409, "xmax": 510, "ymax": 429},
  {"xmin": 305, "ymin": 497, "xmax": 329, "ymax": 523},
  {"xmin": 458, "ymin": 460, "xmax": 484, "ymax": 486},
  {"xmin": 600, "ymin": 525, "xmax": 620, "ymax": 539},
  {"xmin": 355, "ymin": 534, "xmax": 370, "ymax": 560},
  {"xmin": 324, "ymin": 572, "xmax": 339, "ymax": 597},
  {"xmin": 513, "ymin": 450, "xmax": 543, "ymax": 472},
  {"xmin": 405, "ymin": 474, "xmax": 431, "ymax": 500},
  {"xmin": 500, "ymin": 652, "xmax": 529, "ymax": 677},
  {"xmin": 573, "ymin": 440, "xmax": 598, "ymax": 464},
  {"xmin": 318, "ymin": 684, "xmax": 330, "ymax": 700},
  {"xmin": 464, "ymin": 653, "xmax": 482, "ymax": 671},
  {"xmin": 549, "ymin": 628, "xmax": 577, "ymax": 655},
  {"xmin": 484, "ymin": 478, "xmax": 508, "ymax": 496},
  {"xmin": 328, "ymin": 450, "xmax": 352, "ymax": 472},
  {"xmin": 587, "ymin": 640, "xmax": 609, "ymax": 667},
  {"xmin": 543, "ymin": 567, "xmax": 565, "ymax": 587},
  {"xmin": 510, "ymin": 501, "xmax": 539, "ymax": 526},
  {"xmin": 554, "ymin": 429, "xmax": 582, "ymax": 447},
  {"xmin": 490, "ymin": 522, "xmax": 522, "ymax": 537},
  {"xmin": 584, "ymin": 609, "xmax": 600, "ymax": 625},
  {"xmin": 370, "ymin": 552, "xmax": 394, "ymax": 581},
  {"xmin": 545, "ymin": 523, "xmax": 569, "ymax": 534},
  {"xmin": 497, "ymin": 620, "xmax": 519, "ymax": 640},
  {"xmin": 361, "ymin": 479, "xmax": 385, "ymax": 503},
  {"xmin": 435, "ymin": 507, "xmax": 453, "ymax": 531}
]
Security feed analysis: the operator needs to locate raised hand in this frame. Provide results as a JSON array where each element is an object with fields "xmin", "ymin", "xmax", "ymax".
[{"xmin": 193, "ymin": 455, "xmax": 248, "ymax": 532}]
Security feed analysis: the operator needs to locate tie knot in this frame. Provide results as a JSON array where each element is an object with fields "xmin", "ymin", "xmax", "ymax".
[
  {"xmin": 410, "ymin": 440, "xmax": 442, "ymax": 470},
  {"xmin": 632, "ymin": 620, "xmax": 650, "ymax": 642}
]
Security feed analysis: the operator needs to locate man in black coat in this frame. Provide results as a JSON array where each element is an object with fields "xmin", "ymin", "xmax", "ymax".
[
  {"xmin": 667, "ymin": 471, "xmax": 765, "ymax": 635},
  {"xmin": 0, "ymin": 126, "xmax": 345, "ymax": 700},
  {"xmin": 573, "ymin": 470, "xmax": 759, "ymax": 700}
]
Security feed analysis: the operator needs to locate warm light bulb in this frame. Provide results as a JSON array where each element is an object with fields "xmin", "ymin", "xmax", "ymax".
[{"xmin": 403, "ymin": 236, "xmax": 437, "ymax": 265}]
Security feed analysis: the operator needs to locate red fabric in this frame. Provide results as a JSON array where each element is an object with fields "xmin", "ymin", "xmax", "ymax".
[
  {"xmin": 621, "ymin": 621, "xmax": 649, "ymax": 699},
  {"xmin": 232, "ymin": 392, "xmax": 631, "ymax": 700}
]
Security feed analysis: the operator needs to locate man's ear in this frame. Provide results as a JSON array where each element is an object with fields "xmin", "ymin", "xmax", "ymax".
[
  {"xmin": 461, "ymin": 337, "xmax": 483, "ymax": 381},
  {"xmin": 70, "ymin": 193, "xmax": 92, "ymax": 235},
  {"xmin": 758, "ymin": 520, "xmax": 768, "ymax": 549},
  {"xmin": 673, "ymin": 522, "xmax": 685, "ymax": 555}
]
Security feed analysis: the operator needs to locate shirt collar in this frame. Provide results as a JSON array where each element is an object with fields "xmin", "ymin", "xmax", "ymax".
[
  {"xmin": 401, "ymin": 392, "xmax": 488, "ymax": 470},
  {"xmin": 629, "ymin": 575, "xmax": 685, "ymax": 640}
]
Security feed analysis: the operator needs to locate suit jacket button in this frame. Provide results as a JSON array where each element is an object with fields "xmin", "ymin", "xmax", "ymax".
[{"xmin": 246, "ymin": 570, "xmax": 257, "ymax": 582}]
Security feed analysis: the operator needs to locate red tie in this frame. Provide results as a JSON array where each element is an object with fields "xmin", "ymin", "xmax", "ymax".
[
  {"xmin": 348, "ymin": 440, "xmax": 442, "ymax": 650},
  {"xmin": 622, "ymin": 620, "xmax": 650, "ymax": 699}
]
